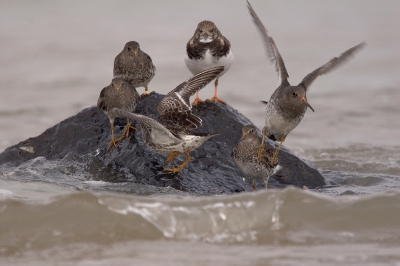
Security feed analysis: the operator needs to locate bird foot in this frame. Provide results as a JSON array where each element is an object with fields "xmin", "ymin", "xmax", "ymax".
[
  {"xmin": 140, "ymin": 91, "xmax": 155, "ymax": 100},
  {"xmin": 207, "ymin": 96, "xmax": 226, "ymax": 105},
  {"xmin": 124, "ymin": 125, "xmax": 137, "ymax": 138},
  {"xmin": 106, "ymin": 138, "xmax": 119, "ymax": 152},
  {"xmin": 163, "ymin": 166, "xmax": 183, "ymax": 173},
  {"xmin": 191, "ymin": 97, "xmax": 205, "ymax": 106},
  {"xmin": 115, "ymin": 125, "xmax": 137, "ymax": 142}
]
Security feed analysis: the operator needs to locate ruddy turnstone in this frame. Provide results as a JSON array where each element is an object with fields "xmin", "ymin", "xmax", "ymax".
[
  {"xmin": 97, "ymin": 77, "xmax": 140, "ymax": 151},
  {"xmin": 111, "ymin": 66, "xmax": 224, "ymax": 173},
  {"xmin": 185, "ymin": 20, "xmax": 234, "ymax": 105},
  {"xmin": 114, "ymin": 41, "xmax": 156, "ymax": 96},
  {"xmin": 247, "ymin": 0, "xmax": 366, "ymax": 164},
  {"xmin": 232, "ymin": 125, "xmax": 279, "ymax": 191}
]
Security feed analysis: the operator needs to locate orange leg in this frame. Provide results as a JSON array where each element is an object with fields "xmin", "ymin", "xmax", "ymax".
[
  {"xmin": 208, "ymin": 79, "xmax": 226, "ymax": 104},
  {"xmin": 140, "ymin": 85, "xmax": 155, "ymax": 97},
  {"xmin": 191, "ymin": 91, "xmax": 205, "ymax": 106},
  {"xmin": 115, "ymin": 118, "xmax": 137, "ymax": 142},
  {"xmin": 252, "ymin": 180, "xmax": 257, "ymax": 191},
  {"xmin": 166, "ymin": 151, "xmax": 181, "ymax": 163},
  {"xmin": 106, "ymin": 124, "xmax": 118, "ymax": 151},
  {"xmin": 163, "ymin": 149, "xmax": 192, "ymax": 173},
  {"xmin": 270, "ymin": 136, "xmax": 286, "ymax": 166},
  {"xmin": 258, "ymin": 128, "xmax": 267, "ymax": 163}
]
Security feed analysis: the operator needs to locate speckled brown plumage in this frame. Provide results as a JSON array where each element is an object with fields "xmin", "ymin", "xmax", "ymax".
[
  {"xmin": 114, "ymin": 41, "xmax": 156, "ymax": 95},
  {"xmin": 110, "ymin": 66, "xmax": 225, "ymax": 173},
  {"xmin": 97, "ymin": 77, "xmax": 140, "ymax": 151},
  {"xmin": 232, "ymin": 125, "xmax": 279, "ymax": 190}
]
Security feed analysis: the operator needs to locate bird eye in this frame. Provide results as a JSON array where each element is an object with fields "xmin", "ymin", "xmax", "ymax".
[
  {"xmin": 292, "ymin": 92, "xmax": 297, "ymax": 97},
  {"xmin": 127, "ymin": 47, "xmax": 131, "ymax": 51}
]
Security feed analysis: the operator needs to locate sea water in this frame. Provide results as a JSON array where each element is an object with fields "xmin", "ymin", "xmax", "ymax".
[{"xmin": 0, "ymin": 1, "xmax": 399, "ymax": 265}]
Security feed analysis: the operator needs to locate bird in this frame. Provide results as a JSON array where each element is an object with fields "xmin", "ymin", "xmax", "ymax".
[
  {"xmin": 232, "ymin": 125, "xmax": 279, "ymax": 191},
  {"xmin": 114, "ymin": 41, "xmax": 156, "ymax": 96},
  {"xmin": 110, "ymin": 66, "xmax": 225, "ymax": 173},
  {"xmin": 97, "ymin": 77, "xmax": 140, "ymax": 151},
  {"xmin": 247, "ymin": 0, "xmax": 366, "ymax": 165},
  {"xmin": 185, "ymin": 20, "xmax": 234, "ymax": 105}
]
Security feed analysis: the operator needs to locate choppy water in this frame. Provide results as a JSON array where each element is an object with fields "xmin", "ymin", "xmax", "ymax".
[{"xmin": 0, "ymin": 0, "xmax": 399, "ymax": 265}]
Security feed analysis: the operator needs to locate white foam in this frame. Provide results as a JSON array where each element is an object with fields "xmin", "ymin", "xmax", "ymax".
[
  {"xmin": 0, "ymin": 189, "xmax": 13, "ymax": 196},
  {"xmin": 84, "ymin": 181, "xmax": 110, "ymax": 186}
]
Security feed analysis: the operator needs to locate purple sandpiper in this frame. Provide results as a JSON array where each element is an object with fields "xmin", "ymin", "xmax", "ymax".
[
  {"xmin": 247, "ymin": 0, "xmax": 366, "ymax": 164},
  {"xmin": 97, "ymin": 77, "xmax": 140, "ymax": 151},
  {"xmin": 232, "ymin": 125, "xmax": 279, "ymax": 191},
  {"xmin": 111, "ymin": 66, "xmax": 224, "ymax": 173},
  {"xmin": 114, "ymin": 41, "xmax": 156, "ymax": 96}
]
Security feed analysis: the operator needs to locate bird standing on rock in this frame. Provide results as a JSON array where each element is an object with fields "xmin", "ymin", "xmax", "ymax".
[
  {"xmin": 114, "ymin": 41, "xmax": 156, "ymax": 96},
  {"xmin": 111, "ymin": 66, "xmax": 225, "ymax": 173},
  {"xmin": 185, "ymin": 20, "xmax": 234, "ymax": 105},
  {"xmin": 232, "ymin": 125, "xmax": 279, "ymax": 191},
  {"xmin": 247, "ymin": 0, "xmax": 366, "ymax": 165},
  {"xmin": 97, "ymin": 77, "xmax": 140, "ymax": 151}
]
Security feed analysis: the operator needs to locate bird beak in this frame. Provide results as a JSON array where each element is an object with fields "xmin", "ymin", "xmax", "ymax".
[
  {"xmin": 115, "ymin": 86, "xmax": 120, "ymax": 91},
  {"xmin": 239, "ymin": 132, "xmax": 248, "ymax": 141},
  {"xmin": 133, "ymin": 50, "xmax": 138, "ymax": 55},
  {"xmin": 301, "ymin": 97, "xmax": 314, "ymax": 112}
]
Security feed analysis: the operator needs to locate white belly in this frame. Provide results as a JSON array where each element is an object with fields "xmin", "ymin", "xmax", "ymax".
[
  {"xmin": 184, "ymin": 49, "xmax": 234, "ymax": 78},
  {"xmin": 148, "ymin": 130, "xmax": 216, "ymax": 156},
  {"xmin": 264, "ymin": 101, "xmax": 301, "ymax": 138}
]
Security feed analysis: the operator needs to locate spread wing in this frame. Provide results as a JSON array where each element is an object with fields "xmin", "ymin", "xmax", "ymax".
[
  {"xmin": 157, "ymin": 66, "xmax": 224, "ymax": 129},
  {"xmin": 247, "ymin": 0, "xmax": 289, "ymax": 85},
  {"xmin": 110, "ymin": 108, "xmax": 180, "ymax": 142},
  {"xmin": 299, "ymin": 42, "xmax": 366, "ymax": 91}
]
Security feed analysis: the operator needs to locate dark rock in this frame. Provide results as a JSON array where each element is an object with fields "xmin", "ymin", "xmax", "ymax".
[{"xmin": 0, "ymin": 93, "xmax": 326, "ymax": 194}]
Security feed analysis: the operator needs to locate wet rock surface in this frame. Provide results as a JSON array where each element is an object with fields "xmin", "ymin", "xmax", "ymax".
[{"xmin": 0, "ymin": 93, "xmax": 326, "ymax": 194}]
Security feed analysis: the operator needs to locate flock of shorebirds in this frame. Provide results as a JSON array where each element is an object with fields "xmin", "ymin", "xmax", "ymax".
[{"xmin": 97, "ymin": 1, "xmax": 365, "ymax": 190}]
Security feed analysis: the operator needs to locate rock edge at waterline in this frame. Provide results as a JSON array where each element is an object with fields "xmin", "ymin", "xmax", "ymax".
[{"xmin": 0, "ymin": 93, "xmax": 326, "ymax": 194}]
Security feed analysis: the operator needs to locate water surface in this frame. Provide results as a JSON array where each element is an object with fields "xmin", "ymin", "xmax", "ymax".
[{"xmin": 0, "ymin": 1, "xmax": 399, "ymax": 265}]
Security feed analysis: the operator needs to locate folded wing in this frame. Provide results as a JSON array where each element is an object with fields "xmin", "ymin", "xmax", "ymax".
[{"xmin": 110, "ymin": 108, "xmax": 180, "ymax": 142}]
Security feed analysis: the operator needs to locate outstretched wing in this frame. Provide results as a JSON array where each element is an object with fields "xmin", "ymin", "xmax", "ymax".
[
  {"xmin": 299, "ymin": 42, "xmax": 366, "ymax": 91},
  {"xmin": 174, "ymin": 66, "xmax": 224, "ymax": 104},
  {"xmin": 157, "ymin": 66, "xmax": 224, "ymax": 129},
  {"xmin": 110, "ymin": 108, "xmax": 180, "ymax": 142},
  {"xmin": 247, "ymin": 0, "xmax": 289, "ymax": 85}
]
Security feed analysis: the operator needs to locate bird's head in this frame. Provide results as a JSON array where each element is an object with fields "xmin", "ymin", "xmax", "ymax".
[
  {"xmin": 195, "ymin": 21, "xmax": 220, "ymax": 43},
  {"xmin": 240, "ymin": 125, "xmax": 258, "ymax": 142},
  {"xmin": 124, "ymin": 41, "xmax": 140, "ymax": 56},
  {"xmin": 285, "ymin": 86, "xmax": 314, "ymax": 112},
  {"xmin": 111, "ymin": 77, "xmax": 125, "ymax": 92}
]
